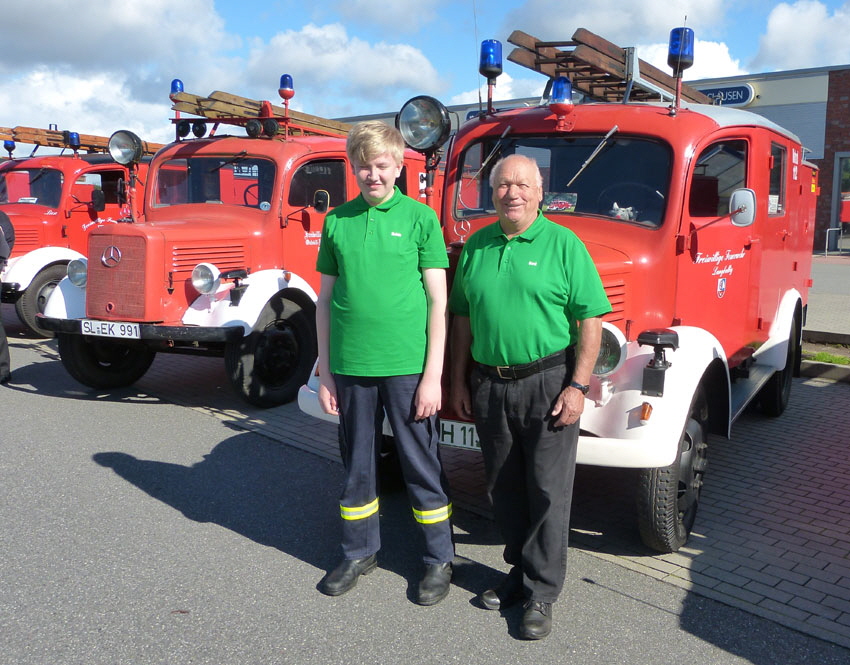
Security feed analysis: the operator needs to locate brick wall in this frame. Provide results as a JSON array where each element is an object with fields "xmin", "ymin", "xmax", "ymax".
[{"xmin": 816, "ymin": 68, "xmax": 850, "ymax": 249}]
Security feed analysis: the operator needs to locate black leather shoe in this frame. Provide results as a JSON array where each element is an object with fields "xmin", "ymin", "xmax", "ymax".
[
  {"xmin": 520, "ymin": 600, "xmax": 552, "ymax": 640},
  {"xmin": 479, "ymin": 570, "xmax": 524, "ymax": 610},
  {"xmin": 416, "ymin": 562, "xmax": 452, "ymax": 606},
  {"xmin": 319, "ymin": 554, "xmax": 377, "ymax": 596},
  {"xmin": 0, "ymin": 373, "xmax": 11, "ymax": 385}
]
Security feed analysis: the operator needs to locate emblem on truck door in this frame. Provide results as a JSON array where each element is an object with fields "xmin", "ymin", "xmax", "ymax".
[{"xmin": 101, "ymin": 245, "xmax": 122, "ymax": 268}]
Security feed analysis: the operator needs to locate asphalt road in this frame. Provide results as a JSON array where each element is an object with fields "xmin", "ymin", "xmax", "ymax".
[{"xmin": 2, "ymin": 321, "xmax": 849, "ymax": 664}]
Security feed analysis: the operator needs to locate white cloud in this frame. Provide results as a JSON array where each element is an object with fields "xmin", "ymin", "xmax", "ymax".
[
  {"xmin": 499, "ymin": 0, "xmax": 726, "ymax": 46},
  {"xmin": 751, "ymin": 1, "xmax": 850, "ymax": 71},
  {"xmin": 449, "ymin": 73, "xmax": 544, "ymax": 106},
  {"xmin": 639, "ymin": 40, "xmax": 747, "ymax": 80},
  {"xmin": 243, "ymin": 24, "xmax": 443, "ymax": 117}
]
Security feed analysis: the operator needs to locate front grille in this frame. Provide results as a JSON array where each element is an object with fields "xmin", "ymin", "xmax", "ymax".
[
  {"xmin": 171, "ymin": 244, "xmax": 246, "ymax": 277},
  {"xmin": 87, "ymin": 235, "xmax": 147, "ymax": 320},
  {"xmin": 12, "ymin": 228, "xmax": 40, "ymax": 252}
]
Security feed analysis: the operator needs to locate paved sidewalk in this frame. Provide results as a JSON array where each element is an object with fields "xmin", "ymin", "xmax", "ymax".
[{"xmin": 3, "ymin": 251, "xmax": 849, "ymax": 650}]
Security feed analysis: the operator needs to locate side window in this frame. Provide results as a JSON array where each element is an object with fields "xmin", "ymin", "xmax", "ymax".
[
  {"xmin": 76, "ymin": 171, "xmax": 125, "ymax": 205},
  {"xmin": 689, "ymin": 140, "xmax": 747, "ymax": 217},
  {"xmin": 288, "ymin": 159, "xmax": 346, "ymax": 209},
  {"xmin": 769, "ymin": 143, "xmax": 786, "ymax": 216}
]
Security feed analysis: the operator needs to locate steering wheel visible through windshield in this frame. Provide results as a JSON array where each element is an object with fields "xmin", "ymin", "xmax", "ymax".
[{"xmin": 454, "ymin": 134, "xmax": 671, "ymax": 228}]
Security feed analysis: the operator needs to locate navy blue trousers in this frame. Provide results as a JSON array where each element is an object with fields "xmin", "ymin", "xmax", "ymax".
[
  {"xmin": 333, "ymin": 373, "xmax": 454, "ymax": 565},
  {"xmin": 471, "ymin": 361, "xmax": 578, "ymax": 604}
]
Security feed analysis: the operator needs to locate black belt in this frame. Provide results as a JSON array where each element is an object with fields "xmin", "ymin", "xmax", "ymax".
[{"xmin": 477, "ymin": 349, "xmax": 570, "ymax": 380}]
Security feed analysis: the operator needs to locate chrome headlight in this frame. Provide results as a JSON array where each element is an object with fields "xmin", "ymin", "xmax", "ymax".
[
  {"xmin": 67, "ymin": 258, "xmax": 88, "ymax": 287},
  {"xmin": 593, "ymin": 322, "xmax": 627, "ymax": 376},
  {"xmin": 108, "ymin": 130, "xmax": 144, "ymax": 166},
  {"xmin": 396, "ymin": 96, "xmax": 451, "ymax": 153},
  {"xmin": 191, "ymin": 262, "xmax": 221, "ymax": 295}
]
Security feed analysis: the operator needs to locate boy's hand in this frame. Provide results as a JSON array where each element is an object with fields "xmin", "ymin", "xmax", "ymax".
[
  {"xmin": 318, "ymin": 375, "xmax": 339, "ymax": 415},
  {"xmin": 414, "ymin": 375, "xmax": 442, "ymax": 420}
]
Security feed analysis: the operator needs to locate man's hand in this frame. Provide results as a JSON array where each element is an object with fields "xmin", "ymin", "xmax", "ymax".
[
  {"xmin": 450, "ymin": 382, "xmax": 473, "ymax": 420},
  {"xmin": 550, "ymin": 385, "xmax": 585, "ymax": 427},
  {"xmin": 318, "ymin": 375, "xmax": 339, "ymax": 416},
  {"xmin": 414, "ymin": 375, "xmax": 442, "ymax": 420}
]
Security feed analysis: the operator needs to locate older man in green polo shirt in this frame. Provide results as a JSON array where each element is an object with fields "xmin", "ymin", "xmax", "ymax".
[{"xmin": 449, "ymin": 154, "xmax": 611, "ymax": 639}]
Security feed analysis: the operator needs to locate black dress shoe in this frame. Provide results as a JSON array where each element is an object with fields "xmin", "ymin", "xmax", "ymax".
[
  {"xmin": 520, "ymin": 600, "xmax": 552, "ymax": 640},
  {"xmin": 319, "ymin": 554, "xmax": 377, "ymax": 596},
  {"xmin": 479, "ymin": 570, "xmax": 524, "ymax": 610},
  {"xmin": 0, "ymin": 373, "xmax": 11, "ymax": 385},
  {"xmin": 416, "ymin": 561, "xmax": 452, "ymax": 606}
]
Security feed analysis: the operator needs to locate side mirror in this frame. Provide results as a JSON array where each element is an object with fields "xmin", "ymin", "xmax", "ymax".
[
  {"xmin": 90, "ymin": 189, "xmax": 106, "ymax": 213},
  {"xmin": 730, "ymin": 188, "xmax": 756, "ymax": 227},
  {"xmin": 313, "ymin": 189, "xmax": 330, "ymax": 214}
]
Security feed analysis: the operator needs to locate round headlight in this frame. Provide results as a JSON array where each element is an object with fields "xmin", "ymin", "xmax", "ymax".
[
  {"xmin": 593, "ymin": 323, "xmax": 628, "ymax": 376},
  {"xmin": 191, "ymin": 263, "xmax": 221, "ymax": 295},
  {"xmin": 396, "ymin": 96, "xmax": 451, "ymax": 153},
  {"xmin": 108, "ymin": 130, "xmax": 144, "ymax": 165},
  {"xmin": 67, "ymin": 258, "xmax": 88, "ymax": 287},
  {"xmin": 68, "ymin": 259, "xmax": 89, "ymax": 288}
]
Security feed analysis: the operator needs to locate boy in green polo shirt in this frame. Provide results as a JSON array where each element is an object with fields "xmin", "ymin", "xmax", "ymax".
[{"xmin": 314, "ymin": 121, "xmax": 454, "ymax": 605}]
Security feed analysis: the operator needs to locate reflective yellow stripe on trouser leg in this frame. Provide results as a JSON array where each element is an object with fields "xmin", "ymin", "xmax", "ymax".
[
  {"xmin": 412, "ymin": 503, "xmax": 453, "ymax": 525},
  {"xmin": 340, "ymin": 498, "xmax": 379, "ymax": 521}
]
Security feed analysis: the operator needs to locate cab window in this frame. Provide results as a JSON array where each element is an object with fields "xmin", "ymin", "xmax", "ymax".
[
  {"xmin": 769, "ymin": 143, "xmax": 786, "ymax": 216},
  {"xmin": 689, "ymin": 140, "xmax": 747, "ymax": 217},
  {"xmin": 288, "ymin": 160, "xmax": 346, "ymax": 209}
]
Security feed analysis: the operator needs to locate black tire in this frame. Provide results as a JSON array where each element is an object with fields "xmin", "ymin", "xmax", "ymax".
[
  {"xmin": 225, "ymin": 297, "xmax": 316, "ymax": 408},
  {"xmin": 57, "ymin": 333, "xmax": 156, "ymax": 389},
  {"xmin": 636, "ymin": 387, "xmax": 709, "ymax": 553},
  {"xmin": 15, "ymin": 264, "xmax": 68, "ymax": 338},
  {"xmin": 759, "ymin": 317, "xmax": 798, "ymax": 417}
]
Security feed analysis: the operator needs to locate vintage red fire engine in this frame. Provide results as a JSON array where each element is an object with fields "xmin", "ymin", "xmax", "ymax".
[
  {"xmin": 39, "ymin": 78, "xmax": 436, "ymax": 407},
  {"xmin": 299, "ymin": 29, "xmax": 819, "ymax": 552},
  {"xmin": 0, "ymin": 127, "xmax": 158, "ymax": 336}
]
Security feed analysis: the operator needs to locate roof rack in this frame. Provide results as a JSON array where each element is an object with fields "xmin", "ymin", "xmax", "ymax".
[
  {"xmin": 0, "ymin": 125, "xmax": 163, "ymax": 156},
  {"xmin": 507, "ymin": 28, "xmax": 711, "ymax": 105},
  {"xmin": 169, "ymin": 88, "xmax": 352, "ymax": 139}
]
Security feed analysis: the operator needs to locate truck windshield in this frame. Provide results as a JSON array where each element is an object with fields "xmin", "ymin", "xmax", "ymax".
[
  {"xmin": 0, "ymin": 167, "xmax": 64, "ymax": 208},
  {"xmin": 455, "ymin": 135, "xmax": 671, "ymax": 227},
  {"xmin": 153, "ymin": 156, "xmax": 276, "ymax": 210}
]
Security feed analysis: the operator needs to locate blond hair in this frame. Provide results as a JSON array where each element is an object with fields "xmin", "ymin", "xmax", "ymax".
[{"xmin": 346, "ymin": 120, "xmax": 405, "ymax": 166}]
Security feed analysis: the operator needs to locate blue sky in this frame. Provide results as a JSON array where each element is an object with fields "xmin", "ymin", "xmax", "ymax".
[{"xmin": 1, "ymin": 0, "xmax": 850, "ymax": 146}]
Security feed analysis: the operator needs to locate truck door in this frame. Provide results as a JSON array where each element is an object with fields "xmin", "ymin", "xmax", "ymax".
[
  {"xmin": 66, "ymin": 168, "xmax": 128, "ymax": 247},
  {"xmin": 281, "ymin": 157, "xmax": 349, "ymax": 293},
  {"xmin": 675, "ymin": 137, "xmax": 763, "ymax": 365}
]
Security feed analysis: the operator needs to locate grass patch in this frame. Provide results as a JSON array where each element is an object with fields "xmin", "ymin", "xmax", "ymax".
[{"xmin": 805, "ymin": 351, "xmax": 850, "ymax": 365}]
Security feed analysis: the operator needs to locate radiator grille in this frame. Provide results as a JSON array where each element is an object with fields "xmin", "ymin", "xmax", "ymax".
[
  {"xmin": 601, "ymin": 275, "xmax": 627, "ymax": 323},
  {"xmin": 86, "ymin": 235, "xmax": 147, "ymax": 320},
  {"xmin": 12, "ymin": 228, "xmax": 41, "ymax": 252},
  {"xmin": 171, "ymin": 244, "xmax": 246, "ymax": 276}
]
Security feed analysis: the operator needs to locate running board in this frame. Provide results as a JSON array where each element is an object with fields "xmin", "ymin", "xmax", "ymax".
[{"xmin": 730, "ymin": 363, "xmax": 776, "ymax": 423}]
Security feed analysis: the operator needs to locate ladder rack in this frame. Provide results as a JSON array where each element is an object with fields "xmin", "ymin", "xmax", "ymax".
[
  {"xmin": 170, "ymin": 89, "xmax": 352, "ymax": 138},
  {"xmin": 0, "ymin": 125, "xmax": 163, "ymax": 155},
  {"xmin": 507, "ymin": 28, "xmax": 711, "ymax": 105}
]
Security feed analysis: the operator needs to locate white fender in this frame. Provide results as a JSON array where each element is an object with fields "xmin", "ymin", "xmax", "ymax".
[
  {"xmin": 1, "ymin": 247, "xmax": 83, "ymax": 290},
  {"xmin": 182, "ymin": 269, "xmax": 318, "ymax": 334},
  {"xmin": 43, "ymin": 276, "xmax": 87, "ymax": 319},
  {"xmin": 577, "ymin": 325, "xmax": 729, "ymax": 469},
  {"xmin": 754, "ymin": 289, "xmax": 802, "ymax": 370}
]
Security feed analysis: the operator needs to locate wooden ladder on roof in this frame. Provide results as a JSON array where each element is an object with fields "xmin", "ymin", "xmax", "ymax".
[
  {"xmin": 169, "ymin": 88, "xmax": 352, "ymax": 138},
  {"xmin": 507, "ymin": 28, "xmax": 711, "ymax": 105},
  {"xmin": 0, "ymin": 126, "xmax": 163, "ymax": 155}
]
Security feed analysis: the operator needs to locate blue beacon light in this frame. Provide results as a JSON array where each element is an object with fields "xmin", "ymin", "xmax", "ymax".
[
  {"xmin": 170, "ymin": 78, "xmax": 184, "ymax": 100},
  {"xmin": 479, "ymin": 40, "xmax": 502, "ymax": 81},
  {"xmin": 668, "ymin": 27, "xmax": 694, "ymax": 77},
  {"xmin": 279, "ymin": 74, "xmax": 294, "ymax": 101},
  {"xmin": 4, "ymin": 140, "xmax": 15, "ymax": 157},
  {"xmin": 549, "ymin": 76, "xmax": 574, "ymax": 131},
  {"xmin": 68, "ymin": 132, "xmax": 81, "ymax": 151}
]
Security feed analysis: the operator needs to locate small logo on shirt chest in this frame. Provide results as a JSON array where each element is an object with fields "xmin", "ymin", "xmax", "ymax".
[
  {"xmin": 528, "ymin": 261, "xmax": 538, "ymax": 266},
  {"xmin": 391, "ymin": 231, "xmax": 402, "ymax": 237}
]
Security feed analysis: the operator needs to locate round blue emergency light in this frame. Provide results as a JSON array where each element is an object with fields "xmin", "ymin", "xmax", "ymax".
[
  {"xmin": 170, "ymin": 79, "xmax": 184, "ymax": 96},
  {"xmin": 549, "ymin": 76, "xmax": 573, "ymax": 113},
  {"xmin": 279, "ymin": 74, "xmax": 294, "ymax": 101},
  {"xmin": 67, "ymin": 132, "xmax": 81, "ymax": 150},
  {"xmin": 479, "ymin": 39, "xmax": 502, "ymax": 81},
  {"xmin": 4, "ymin": 140, "xmax": 15, "ymax": 156},
  {"xmin": 668, "ymin": 27, "xmax": 694, "ymax": 77}
]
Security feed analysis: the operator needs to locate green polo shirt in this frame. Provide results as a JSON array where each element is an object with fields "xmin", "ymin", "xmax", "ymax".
[
  {"xmin": 449, "ymin": 212, "xmax": 611, "ymax": 366},
  {"xmin": 317, "ymin": 187, "xmax": 448, "ymax": 376}
]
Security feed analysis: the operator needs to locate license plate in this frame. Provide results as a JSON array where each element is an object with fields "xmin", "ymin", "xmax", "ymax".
[
  {"xmin": 81, "ymin": 319, "xmax": 140, "ymax": 339},
  {"xmin": 439, "ymin": 419, "xmax": 480, "ymax": 450}
]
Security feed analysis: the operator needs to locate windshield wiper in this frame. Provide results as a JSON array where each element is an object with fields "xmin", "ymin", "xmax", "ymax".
[
  {"xmin": 566, "ymin": 125, "xmax": 619, "ymax": 187},
  {"xmin": 470, "ymin": 126, "xmax": 512, "ymax": 185},
  {"xmin": 212, "ymin": 151, "xmax": 248, "ymax": 172}
]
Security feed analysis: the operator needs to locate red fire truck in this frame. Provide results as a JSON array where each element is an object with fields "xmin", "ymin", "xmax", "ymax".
[
  {"xmin": 299, "ymin": 29, "xmax": 819, "ymax": 552},
  {"xmin": 39, "ymin": 80, "xmax": 435, "ymax": 407},
  {"xmin": 0, "ymin": 127, "xmax": 160, "ymax": 336}
]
